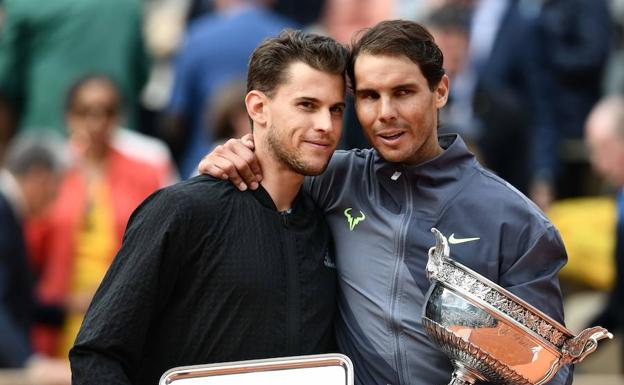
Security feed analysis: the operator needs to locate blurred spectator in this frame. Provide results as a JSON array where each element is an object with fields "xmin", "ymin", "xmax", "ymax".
[
  {"xmin": 532, "ymin": 0, "xmax": 612, "ymax": 209},
  {"xmin": 208, "ymin": 79, "xmax": 250, "ymax": 145},
  {"xmin": 186, "ymin": 0, "xmax": 214, "ymax": 23},
  {"xmin": 584, "ymin": 96, "xmax": 624, "ymax": 350},
  {"xmin": 112, "ymin": 128, "xmax": 179, "ymax": 186},
  {"xmin": 426, "ymin": 4, "xmax": 476, "ymax": 142},
  {"xmin": 162, "ymin": 0, "xmax": 295, "ymax": 178},
  {"xmin": 604, "ymin": 0, "xmax": 624, "ymax": 94},
  {"xmin": 404, "ymin": 0, "xmax": 446, "ymax": 21},
  {"xmin": 468, "ymin": 0, "xmax": 553, "ymax": 196},
  {"xmin": 0, "ymin": 92, "xmax": 16, "ymax": 162},
  {"xmin": 0, "ymin": 137, "xmax": 70, "ymax": 384},
  {"xmin": 313, "ymin": 0, "xmax": 392, "ymax": 45},
  {"xmin": 0, "ymin": 0, "xmax": 149, "ymax": 137},
  {"xmin": 26, "ymin": 75, "xmax": 166, "ymax": 358},
  {"xmin": 273, "ymin": 0, "xmax": 325, "ymax": 27}
]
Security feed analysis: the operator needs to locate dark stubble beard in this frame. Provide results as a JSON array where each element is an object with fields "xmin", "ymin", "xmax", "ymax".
[{"xmin": 265, "ymin": 125, "xmax": 329, "ymax": 176}]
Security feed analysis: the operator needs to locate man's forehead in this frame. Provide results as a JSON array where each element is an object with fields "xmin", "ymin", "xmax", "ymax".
[
  {"xmin": 354, "ymin": 53, "xmax": 422, "ymax": 88},
  {"xmin": 276, "ymin": 62, "xmax": 345, "ymax": 101},
  {"xmin": 354, "ymin": 52, "xmax": 415, "ymax": 67}
]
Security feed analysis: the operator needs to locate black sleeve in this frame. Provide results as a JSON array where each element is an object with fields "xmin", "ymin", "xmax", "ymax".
[{"xmin": 69, "ymin": 188, "xmax": 189, "ymax": 385}]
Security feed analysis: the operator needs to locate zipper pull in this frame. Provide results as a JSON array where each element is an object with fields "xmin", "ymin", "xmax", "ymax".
[{"xmin": 280, "ymin": 209, "xmax": 291, "ymax": 227}]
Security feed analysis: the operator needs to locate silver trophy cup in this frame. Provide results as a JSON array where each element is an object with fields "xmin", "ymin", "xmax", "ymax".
[{"xmin": 422, "ymin": 228, "xmax": 613, "ymax": 385}]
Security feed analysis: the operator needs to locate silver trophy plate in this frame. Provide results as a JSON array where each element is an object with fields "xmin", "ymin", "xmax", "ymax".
[
  {"xmin": 159, "ymin": 354, "xmax": 353, "ymax": 385},
  {"xmin": 423, "ymin": 228, "xmax": 613, "ymax": 385}
]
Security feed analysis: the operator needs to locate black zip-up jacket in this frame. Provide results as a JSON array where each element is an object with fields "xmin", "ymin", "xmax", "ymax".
[{"xmin": 70, "ymin": 175, "xmax": 337, "ymax": 385}]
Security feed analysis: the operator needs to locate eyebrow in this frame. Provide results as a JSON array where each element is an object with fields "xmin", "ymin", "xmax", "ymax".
[
  {"xmin": 392, "ymin": 83, "xmax": 419, "ymax": 90},
  {"xmin": 295, "ymin": 96, "xmax": 321, "ymax": 104},
  {"xmin": 356, "ymin": 82, "xmax": 420, "ymax": 93},
  {"xmin": 295, "ymin": 96, "xmax": 346, "ymax": 108}
]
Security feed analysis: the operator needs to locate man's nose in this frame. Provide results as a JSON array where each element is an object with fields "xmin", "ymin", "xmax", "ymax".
[
  {"xmin": 378, "ymin": 97, "xmax": 397, "ymax": 123},
  {"xmin": 314, "ymin": 110, "xmax": 334, "ymax": 132}
]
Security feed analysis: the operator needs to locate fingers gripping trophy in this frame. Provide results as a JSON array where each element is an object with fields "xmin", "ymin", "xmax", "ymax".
[{"xmin": 423, "ymin": 228, "xmax": 613, "ymax": 385}]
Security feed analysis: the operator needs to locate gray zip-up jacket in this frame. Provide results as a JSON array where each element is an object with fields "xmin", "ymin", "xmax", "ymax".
[{"xmin": 305, "ymin": 135, "xmax": 571, "ymax": 385}]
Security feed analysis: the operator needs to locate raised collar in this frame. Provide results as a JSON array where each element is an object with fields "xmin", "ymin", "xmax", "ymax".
[
  {"xmin": 249, "ymin": 183, "xmax": 304, "ymax": 214},
  {"xmin": 371, "ymin": 134, "xmax": 478, "ymax": 218},
  {"xmin": 373, "ymin": 134, "xmax": 477, "ymax": 181}
]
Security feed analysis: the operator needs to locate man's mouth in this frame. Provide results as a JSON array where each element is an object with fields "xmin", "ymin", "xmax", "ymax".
[
  {"xmin": 378, "ymin": 131, "xmax": 405, "ymax": 142},
  {"xmin": 303, "ymin": 140, "xmax": 332, "ymax": 149}
]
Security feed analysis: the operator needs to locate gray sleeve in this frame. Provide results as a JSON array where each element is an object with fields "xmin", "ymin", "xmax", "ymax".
[
  {"xmin": 500, "ymin": 226, "xmax": 573, "ymax": 385},
  {"xmin": 500, "ymin": 225, "xmax": 567, "ymax": 322},
  {"xmin": 303, "ymin": 151, "xmax": 352, "ymax": 211}
]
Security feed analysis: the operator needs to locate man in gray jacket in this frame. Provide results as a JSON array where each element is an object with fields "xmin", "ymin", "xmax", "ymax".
[{"xmin": 200, "ymin": 20, "xmax": 572, "ymax": 385}]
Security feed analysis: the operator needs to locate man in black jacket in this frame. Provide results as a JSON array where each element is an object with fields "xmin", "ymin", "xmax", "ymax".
[{"xmin": 69, "ymin": 29, "xmax": 348, "ymax": 385}]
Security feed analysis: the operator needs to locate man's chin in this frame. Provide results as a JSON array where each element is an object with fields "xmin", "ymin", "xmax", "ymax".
[
  {"xmin": 300, "ymin": 163, "xmax": 330, "ymax": 176},
  {"xmin": 376, "ymin": 149, "xmax": 407, "ymax": 164},
  {"xmin": 297, "ymin": 153, "xmax": 335, "ymax": 176}
]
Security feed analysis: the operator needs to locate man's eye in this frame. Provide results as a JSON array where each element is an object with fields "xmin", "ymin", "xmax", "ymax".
[
  {"xmin": 396, "ymin": 89, "xmax": 413, "ymax": 97},
  {"xmin": 330, "ymin": 105, "xmax": 345, "ymax": 115},
  {"xmin": 358, "ymin": 92, "xmax": 378, "ymax": 100},
  {"xmin": 299, "ymin": 102, "xmax": 314, "ymax": 109}
]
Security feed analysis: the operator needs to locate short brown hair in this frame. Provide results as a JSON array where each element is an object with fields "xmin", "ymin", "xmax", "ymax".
[
  {"xmin": 247, "ymin": 29, "xmax": 349, "ymax": 97},
  {"xmin": 348, "ymin": 20, "xmax": 445, "ymax": 91}
]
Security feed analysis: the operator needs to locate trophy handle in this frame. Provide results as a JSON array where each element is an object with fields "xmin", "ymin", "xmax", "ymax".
[
  {"xmin": 560, "ymin": 326, "xmax": 613, "ymax": 365},
  {"xmin": 427, "ymin": 228, "xmax": 450, "ymax": 282}
]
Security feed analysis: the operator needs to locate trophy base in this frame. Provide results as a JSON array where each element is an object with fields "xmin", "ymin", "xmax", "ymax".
[
  {"xmin": 449, "ymin": 364, "xmax": 482, "ymax": 385},
  {"xmin": 422, "ymin": 317, "xmax": 533, "ymax": 385}
]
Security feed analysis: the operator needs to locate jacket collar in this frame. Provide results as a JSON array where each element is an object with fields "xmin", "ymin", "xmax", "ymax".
[
  {"xmin": 374, "ymin": 134, "xmax": 476, "ymax": 179},
  {"xmin": 372, "ymin": 134, "xmax": 478, "ymax": 217},
  {"xmin": 249, "ymin": 183, "xmax": 305, "ymax": 214}
]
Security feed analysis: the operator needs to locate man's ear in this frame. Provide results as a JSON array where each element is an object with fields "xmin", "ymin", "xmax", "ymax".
[
  {"xmin": 435, "ymin": 75, "xmax": 450, "ymax": 109},
  {"xmin": 245, "ymin": 90, "xmax": 269, "ymax": 128}
]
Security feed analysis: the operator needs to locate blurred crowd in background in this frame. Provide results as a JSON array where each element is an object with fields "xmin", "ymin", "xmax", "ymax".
[{"xmin": 0, "ymin": 0, "xmax": 624, "ymax": 384}]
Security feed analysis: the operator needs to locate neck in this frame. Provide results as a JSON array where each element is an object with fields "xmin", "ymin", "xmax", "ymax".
[
  {"xmin": 404, "ymin": 134, "xmax": 444, "ymax": 166},
  {"xmin": 255, "ymin": 136, "xmax": 304, "ymax": 212}
]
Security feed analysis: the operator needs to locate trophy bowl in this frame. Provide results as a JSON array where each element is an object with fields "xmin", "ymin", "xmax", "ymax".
[{"xmin": 422, "ymin": 228, "xmax": 613, "ymax": 385}]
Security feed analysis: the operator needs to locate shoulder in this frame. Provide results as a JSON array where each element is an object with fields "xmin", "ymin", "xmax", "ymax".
[
  {"xmin": 127, "ymin": 175, "xmax": 237, "ymax": 231},
  {"xmin": 305, "ymin": 149, "xmax": 372, "ymax": 191},
  {"xmin": 319, "ymin": 148, "xmax": 374, "ymax": 177},
  {"xmin": 451, "ymin": 164, "xmax": 556, "ymax": 238},
  {"xmin": 303, "ymin": 148, "xmax": 376, "ymax": 210},
  {"xmin": 155, "ymin": 175, "xmax": 238, "ymax": 206}
]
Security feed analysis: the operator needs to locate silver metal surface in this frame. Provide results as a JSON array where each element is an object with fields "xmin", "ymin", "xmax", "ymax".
[
  {"xmin": 159, "ymin": 354, "xmax": 354, "ymax": 385},
  {"xmin": 423, "ymin": 228, "xmax": 613, "ymax": 385}
]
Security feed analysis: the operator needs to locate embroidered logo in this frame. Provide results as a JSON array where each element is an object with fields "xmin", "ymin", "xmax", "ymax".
[
  {"xmin": 448, "ymin": 233, "xmax": 480, "ymax": 244},
  {"xmin": 344, "ymin": 208, "xmax": 366, "ymax": 231}
]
